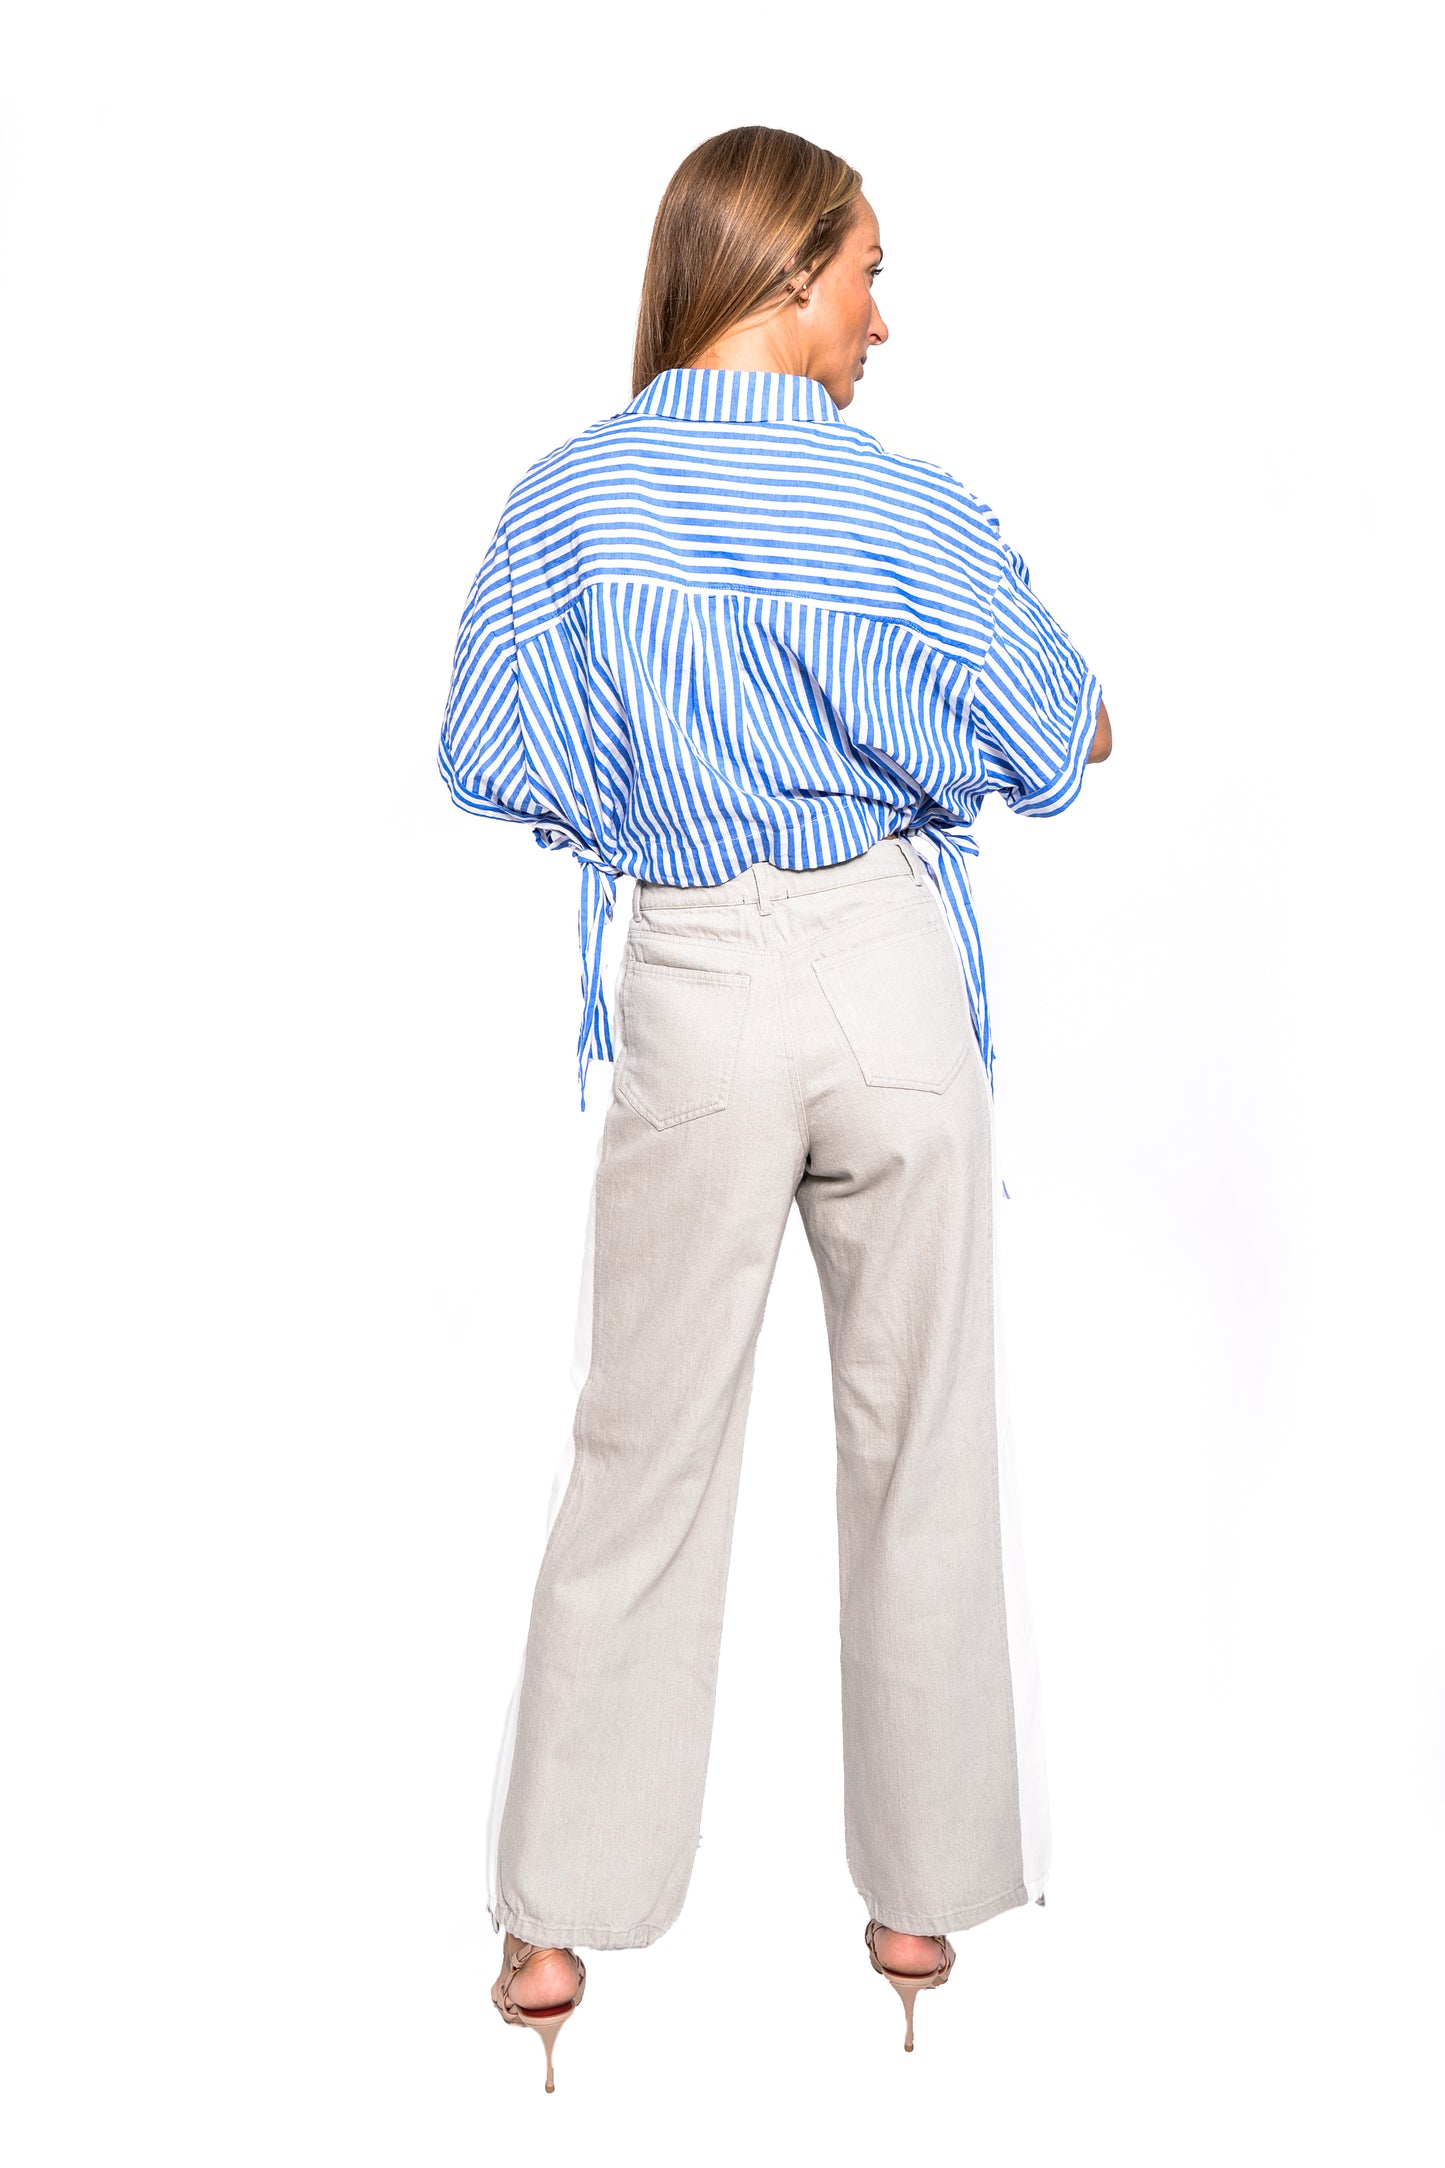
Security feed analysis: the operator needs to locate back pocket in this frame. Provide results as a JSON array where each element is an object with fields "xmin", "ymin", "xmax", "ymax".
[
  {"xmin": 812, "ymin": 917, "xmax": 972, "ymax": 1091},
  {"xmin": 615, "ymin": 955, "xmax": 753, "ymax": 1128}
]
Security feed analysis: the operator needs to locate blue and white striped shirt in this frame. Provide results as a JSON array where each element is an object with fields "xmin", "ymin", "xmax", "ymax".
[{"xmin": 439, "ymin": 366, "xmax": 1102, "ymax": 1110}]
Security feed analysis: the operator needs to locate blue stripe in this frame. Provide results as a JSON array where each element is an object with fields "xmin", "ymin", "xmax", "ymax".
[{"xmin": 440, "ymin": 368, "xmax": 1101, "ymax": 1109}]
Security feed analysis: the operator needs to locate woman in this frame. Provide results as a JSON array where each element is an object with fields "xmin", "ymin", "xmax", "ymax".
[{"xmin": 439, "ymin": 124, "xmax": 1111, "ymax": 2090}]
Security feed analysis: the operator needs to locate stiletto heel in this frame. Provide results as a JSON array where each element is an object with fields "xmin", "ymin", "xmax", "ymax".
[
  {"xmin": 863, "ymin": 1918, "xmax": 956, "ymax": 2051},
  {"xmin": 491, "ymin": 1931, "xmax": 587, "ymax": 2091}
]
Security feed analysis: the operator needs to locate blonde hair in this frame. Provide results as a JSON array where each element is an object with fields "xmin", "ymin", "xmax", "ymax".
[{"xmin": 632, "ymin": 125, "xmax": 863, "ymax": 395}]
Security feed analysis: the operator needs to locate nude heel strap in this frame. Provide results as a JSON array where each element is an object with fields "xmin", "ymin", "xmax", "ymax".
[
  {"xmin": 491, "ymin": 1932, "xmax": 587, "ymax": 2092},
  {"xmin": 863, "ymin": 1918, "xmax": 956, "ymax": 2052}
]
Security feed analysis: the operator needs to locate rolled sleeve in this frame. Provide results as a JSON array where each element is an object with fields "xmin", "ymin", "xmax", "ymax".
[{"xmin": 970, "ymin": 532, "xmax": 1103, "ymax": 819}]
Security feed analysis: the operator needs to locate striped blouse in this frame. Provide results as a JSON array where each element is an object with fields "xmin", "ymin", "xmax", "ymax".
[{"xmin": 439, "ymin": 366, "xmax": 1102, "ymax": 1111}]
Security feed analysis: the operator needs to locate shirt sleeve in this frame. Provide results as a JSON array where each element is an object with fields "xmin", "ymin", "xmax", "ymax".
[
  {"xmin": 438, "ymin": 517, "xmax": 611, "ymax": 859},
  {"xmin": 438, "ymin": 519, "xmax": 541, "ymax": 827},
  {"xmin": 969, "ymin": 513, "xmax": 1103, "ymax": 818},
  {"xmin": 437, "ymin": 515, "xmax": 619, "ymax": 1113}
]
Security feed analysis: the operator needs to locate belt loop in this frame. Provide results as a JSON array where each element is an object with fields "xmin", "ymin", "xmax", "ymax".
[
  {"xmin": 751, "ymin": 862, "xmax": 773, "ymax": 916},
  {"xmin": 631, "ymin": 876, "xmax": 644, "ymax": 919},
  {"xmin": 896, "ymin": 835, "xmax": 924, "ymax": 885}
]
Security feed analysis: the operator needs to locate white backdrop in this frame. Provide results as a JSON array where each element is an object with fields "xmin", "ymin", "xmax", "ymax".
[{"xmin": 3, "ymin": 3, "xmax": 1441, "ymax": 2160}]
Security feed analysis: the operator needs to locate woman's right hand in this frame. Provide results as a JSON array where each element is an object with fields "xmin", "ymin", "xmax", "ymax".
[{"xmin": 1088, "ymin": 696, "xmax": 1112, "ymax": 763}]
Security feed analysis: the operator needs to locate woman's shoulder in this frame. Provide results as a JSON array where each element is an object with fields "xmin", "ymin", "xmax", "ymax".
[
  {"xmin": 858, "ymin": 431, "xmax": 1003, "ymax": 538},
  {"xmin": 835, "ymin": 429, "xmax": 1011, "ymax": 577},
  {"xmin": 495, "ymin": 398, "xmax": 693, "ymax": 535}
]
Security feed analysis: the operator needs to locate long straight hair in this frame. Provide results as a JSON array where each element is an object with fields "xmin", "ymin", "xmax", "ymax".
[{"xmin": 632, "ymin": 126, "xmax": 863, "ymax": 395}]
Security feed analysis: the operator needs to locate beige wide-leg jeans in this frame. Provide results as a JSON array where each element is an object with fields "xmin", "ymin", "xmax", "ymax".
[{"xmin": 488, "ymin": 835, "xmax": 1051, "ymax": 1950}]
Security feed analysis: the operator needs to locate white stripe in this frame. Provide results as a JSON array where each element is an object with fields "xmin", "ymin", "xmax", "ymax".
[
  {"xmin": 989, "ymin": 1121, "xmax": 1053, "ymax": 1901},
  {"xmin": 484, "ymin": 1088, "xmax": 611, "ymax": 1930}
]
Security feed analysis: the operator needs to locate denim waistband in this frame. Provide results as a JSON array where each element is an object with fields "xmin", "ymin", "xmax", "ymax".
[{"xmin": 631, "ymin": 836, "xmax": 924, "ymax": 917}]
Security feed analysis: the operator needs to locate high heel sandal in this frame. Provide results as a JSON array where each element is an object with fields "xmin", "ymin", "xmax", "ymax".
[
  {"xmin": 863, "ymin": 1918, "xmax": 956, "ymax": 2052},
  {"xmin": 491, "ymin": 1931, "xmax": 587, "ymax": 2092}
]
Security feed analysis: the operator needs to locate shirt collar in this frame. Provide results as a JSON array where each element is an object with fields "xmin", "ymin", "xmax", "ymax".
[{"xmin": 622, "ymin": 367, "xmax": 843, "ymax": 426}]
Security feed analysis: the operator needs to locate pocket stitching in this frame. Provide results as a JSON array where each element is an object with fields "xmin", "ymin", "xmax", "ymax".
[
  {"xmin": 615, "ymin": 957, "xmax": 752, "ymax": 1128},
  {"xmin": 812, "ymin": 923, "xmax": 972, "ymax": 1092}
]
